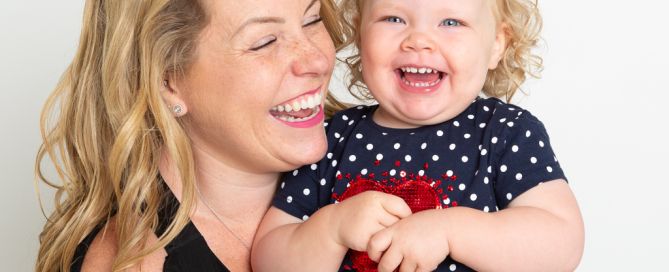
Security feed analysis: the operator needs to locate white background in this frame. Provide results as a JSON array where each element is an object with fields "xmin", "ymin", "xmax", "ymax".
[{"xmin": 1, "ymin": 1, "xmax": 668, "ymax": 271}]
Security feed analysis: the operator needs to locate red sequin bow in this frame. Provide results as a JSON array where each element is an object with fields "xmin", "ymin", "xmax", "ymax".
[{"xmin": 335, "ymin": 177, "xmax": 444, "ymax": 272}]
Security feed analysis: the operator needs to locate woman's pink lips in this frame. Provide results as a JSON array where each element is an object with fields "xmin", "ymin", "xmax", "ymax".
[{"xmin": 274, "ymin": 105, "xmax": 324, "ymax": 128}]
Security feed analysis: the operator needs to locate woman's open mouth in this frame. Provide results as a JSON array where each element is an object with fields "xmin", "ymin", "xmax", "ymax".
[
  {"xmin": 396, "ymin": 66, "xmax": 445, "ymax": 91},
  {"xmin": 270, "ymin": 91, "xmax": 324, "ymax": 128}
]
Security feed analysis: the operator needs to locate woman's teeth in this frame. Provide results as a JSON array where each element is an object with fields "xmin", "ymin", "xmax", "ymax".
[{"xmin": 272, "ymin": 92, "xmax": 322, "ymax": 113}]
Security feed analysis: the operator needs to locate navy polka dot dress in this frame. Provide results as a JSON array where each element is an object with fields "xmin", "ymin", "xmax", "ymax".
[{"xmin": 273, "ymin": 97, "xmax": 567, "ymax": 271}]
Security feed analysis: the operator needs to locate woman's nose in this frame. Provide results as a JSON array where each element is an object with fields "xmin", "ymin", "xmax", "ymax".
[
  {"xmin": 290, "ymin": 39, "xmax": 331, "ymax": 77},
  {"xmin": 400, "ymin": 31, "xmax": 436, "ymax": 52}
]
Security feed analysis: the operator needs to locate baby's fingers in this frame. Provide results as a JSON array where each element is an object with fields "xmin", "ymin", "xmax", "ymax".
[
  {"xmin": 377, "ymin": 245, "xmax": 403, "ymax": 272},
  {"xmin": 381, "ymin": 194, "xmax": 412, "ymax": 219},
  {"xmin": 367, "ymin": 228, "xmax": 392, "ymax": 262}
]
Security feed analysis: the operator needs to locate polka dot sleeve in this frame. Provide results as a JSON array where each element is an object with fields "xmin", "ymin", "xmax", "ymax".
[
  {"xmin": 491, "ymin": 111, "xmax": 567, "ymax": 209},
  {"xmin": 272, "ymin": 164, "xmax": 324, "ymax": 221}
]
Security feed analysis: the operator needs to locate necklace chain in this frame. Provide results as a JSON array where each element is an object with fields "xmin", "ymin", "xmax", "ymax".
[{"xmin": 195, "ymin": 185, "xmax": 251, "ymax": 250}]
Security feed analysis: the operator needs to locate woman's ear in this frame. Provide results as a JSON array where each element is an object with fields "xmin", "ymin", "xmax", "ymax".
[
  {"xmin": 161, "ymin": 78, "xmax": 188, "ymax": 117},
  {"xmin": 488, "ymin": 23, "xmax": 509, "ymax": 70}
]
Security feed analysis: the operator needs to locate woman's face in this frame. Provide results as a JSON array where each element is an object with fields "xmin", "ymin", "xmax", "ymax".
[{"xmin": 177, "ymin": 0, "xmax": 335, "ymax": 173}]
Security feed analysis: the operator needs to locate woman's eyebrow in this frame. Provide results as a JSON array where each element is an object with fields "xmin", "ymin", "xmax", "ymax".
[{"xmin": 305, "ymin": 0, "xmax": 318, "ymax": 14}]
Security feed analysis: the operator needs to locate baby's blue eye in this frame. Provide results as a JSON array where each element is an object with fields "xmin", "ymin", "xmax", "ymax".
[
  {"xmin": 441, "ymin": 19, "xmax": 461, "ymax": 27},
  {"xmin": 384, "ymin": 16, "xmax": 405, "ymax": 24}
]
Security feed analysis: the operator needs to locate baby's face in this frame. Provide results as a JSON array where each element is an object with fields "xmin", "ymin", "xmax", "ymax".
[{"xmin": 360, "ymin": 0, "xmax": 506, "ymax": 128}]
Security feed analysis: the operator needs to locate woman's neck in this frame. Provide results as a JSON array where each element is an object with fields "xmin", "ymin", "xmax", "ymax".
[{"xmin": 159, "ymin": 144, "xmax": 279, "ymax": 219}]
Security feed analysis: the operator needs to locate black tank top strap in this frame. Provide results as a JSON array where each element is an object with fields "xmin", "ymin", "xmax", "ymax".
[{"xmin": 71, "ymin": 177, "xmax": 229, "ymax": 271}]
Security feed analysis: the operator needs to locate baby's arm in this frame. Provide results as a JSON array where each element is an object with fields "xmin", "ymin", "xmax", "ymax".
[
  {"xmin": 251, "ymin": 191, "xmax": 412, "ymax": 272},
  {"xmin": 369, "ymin": 179, "xmax": 584, "ymax": 272}
]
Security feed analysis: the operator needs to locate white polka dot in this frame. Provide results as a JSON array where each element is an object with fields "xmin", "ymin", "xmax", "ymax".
[
  {"xmin": 461, "ymin": 156, "xmax": 469, "ymax": 163},
  {"xmin": 554, "ymin": 156, "xmax": 558, "ymax": 162},
  {"xmin": 339, "ymin": 137, "xmax": 345, "ymax": 143},
  {"xmin": 449, "ymin": 143, "xmax": 456, "ymax": 150},
  {"xmin": 281, "ymin": 182, "xmax": 285, "ymax": 189},
  {"xmin": 509, "ymin": 107, "xmax": 516, "ymax": 111},
  {"xmin": 432, "ymin": 155, "xmax": 440, "ymax": 161},
  {"xmin": 515, "ymin": 173, "xmax": 523, "ymax": 181},
  {"xmin": 450, "ymin": 264, "xmax": 457, "ymax": 271},
  {"xmin": 512, "ymin": 145, "xmax": 519, "ymax": 152},
  {"xmin": 468, "ymin": 114, "xmax": 475, "ymax": 119},
  {"xmin": 348, "ymin": 120, "xmax": 355, "ymax": 126},
  {"xmin": 506, "ymin": 193, "xmax": 513, "ymax": 200},
  {"xmin": 356, "ymin": 133, "xmax": 363, "ymax": 139},
  {"xmin": 492, "ymin": 137, "xmax": 498, "ymax": 144},
  {"xmin": 447, "ymin": 170, "xmax": 454, "ymax": 177},
  {"xmin": 405, "ymin": 155, "xmax": 412, "ymax": 162},
  {"xmin": 389, "ymin": 169, "xmax": 396, "ymax": 176},
  {"xmin": 526, "ymin": 130, "xmax": 532, "ymax": 138},
  {"xmin": 342, "ymin": 115, "xmax": 349, "ymax": 121},
  {"xmin": 287, "ymin": 196, "xmax": 293, "ymax": 203},
  {"xmin": 349, "ymin": 155, "xmax": 356, "ymax": 162},
  {"xmin": 366, "ymin": 144, "xmax": 374, "ymax": 150},
  {"xmin": 499, "ymin": 118, "xmax": 507, "ymax": 123},
  {"xmin": 382, "ymin": 132, "xmax": 388, "ymax": 135},
  {"xmin": 331, "ymin": 160, "xmax": 337, "ymax": 167},
  {"xmin": 454, "ymin": 121, "xmax": 460, "ymax": 127},
  {"xmin": 357, "ymin": 106, "xmax": 364, "ymax": 109},
  {"xmin": 320, "ymin": 178, "xmax": 326, "ymax": 186},
  {"xmin": 470, "ymin": 194, "xmax": 478, "ymax": 201},
  {"xmin": 481, "ymin": 149, "xmax": 488, "ymax": 156},
  {"xmin": 302, "ymin": 215, "xmax": 309, "ymax": 221},
  {"xmin": 334, "ymin": 132, "xmax": 341, "ymax": 139},
  {"xmin": 459, "ymin": 183, "xmax": 466, "ymax": 190},
  {"xmin": 547, "ymin": 166, "xmax": 553, "ymax": 173},
  {"xmin": 437, "ymin": 130, "xmax": 444, "ymax": 136},
  {"xmin": 479, "ymin": 123, "xmax": 487, "ymax": 128},
  {"xmin": 484, "ymin": 206, "xmax": 490, "ymax": 212},
  {"xmin": 478, "ymin": 145, "xmax": 482, "ymax": 150},
  {"xmin": 376, "ymin": 154, "xmax": 383, "ymax": 160},
  {"xmin": 361, "ymin": 169, "xmax": 368, "ymax": 175},
  {"xmin": 484, "ymin": 177, "xmax": 490, "ymax": 184},
  {"xmin": 327, "ymin": 153, "xmax": 333, "ymax": 159},
  {"xmin": 507, "ymin": 121, "xmax": 514, "ymax": 127},
  {"xmin": 539, "ymin": 140, "xmax": 545, "ymax": 147},
  {"xmin": 393, "ymin": 143, "xmax": 401, "ymax": 149},
  {"xmin": 310, "ymin": 164, "xmax": 317, "ymax": 170},
  {"xmin": 518, "ymin": 111, "xmax": 523, "ymax": 116},
  {"xmin": 362, "ymin": 115, "xmax": 367, "ymax": 118},
  {"xmin": 487, "ymin": 166, "xmax": 492, "ymax": 173},
  {"xmin": 443, "ymin": 198, "xmax": 450, "ymax": 205},
  {"xmin": 293, "ymin": 170, "xmax": 299, "ymax": 176},
  {"xmin": 324, "ymin": 122, "xmax": 329, "ymax": 127},
  {"xmin": 418, "ymin": 170, "xmax": 425, "ymax": 176},
  {"xmin": 421, "ymin": 143, "xmax": 427, "ymax": 149},
  {"xmin": 484, "ymin": 106, "xmax": 490, "ymax": 111},
  {"xmin": 303, "ymin": 188, "xmax": 311, "ymax": 196},
  {"xmin": 500, "ymin": 165, "xmax": 508, "ymax": 172},
  {"xmin": 531, "ymin": 157, "xmax": 537, "ymax": 164},
  {"xmin": 464, "ymin": 133, "xmax": 471, "ymax": 139}
]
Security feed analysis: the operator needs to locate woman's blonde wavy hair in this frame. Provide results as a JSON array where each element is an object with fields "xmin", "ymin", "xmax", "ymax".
[
  {"xmin": 35, "ymin": 0, "xmax": 346, "ymax": 271},
  {"xmin": 338, "ymin": 0, "xmax": 543, "ymax": 102}
]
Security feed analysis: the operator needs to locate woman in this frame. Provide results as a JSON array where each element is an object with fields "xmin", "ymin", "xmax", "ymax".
[{"xmin": 35, "ymin": 0, "xmax": 347, "ymax": 271}]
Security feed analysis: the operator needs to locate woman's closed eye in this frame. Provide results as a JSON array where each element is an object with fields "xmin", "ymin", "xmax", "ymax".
[
  {"xmin": 303, "ymin": 15, "xmax": 323, "ymax": 27},
  {"xmin": 249, "ymin": 35, "xmax": 277, "ymax": 51}
]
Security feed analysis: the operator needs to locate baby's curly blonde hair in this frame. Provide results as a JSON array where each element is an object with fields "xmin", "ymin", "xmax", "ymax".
[{"xmin": 338, "ymin": 0, "xmax": 543, "ymax": 102}]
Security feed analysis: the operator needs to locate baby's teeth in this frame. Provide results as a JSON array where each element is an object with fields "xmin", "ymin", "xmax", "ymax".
[
  {"xmin": 418, "ymin": 68, "xmax": 426, "ymax": 74},
  {"xmin": 426, "ymin": 68, "xmax": 433, "ymax": 73},
  {"xmin": 410, "ymin": 67, "xmax": 418, "ymax": 73}
]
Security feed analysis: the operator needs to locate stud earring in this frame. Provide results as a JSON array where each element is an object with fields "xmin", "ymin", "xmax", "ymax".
[
  {"xmin": 163, "ymin": 80, "xmax": 169, "ymax": 87},
  {"xmin": 172, "ymin": 104, "xmax": 184, "ymax": 116}
]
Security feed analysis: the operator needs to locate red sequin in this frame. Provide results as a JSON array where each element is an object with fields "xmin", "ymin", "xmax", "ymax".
[
  {"xmin": 395, "ymin": 160, "xmax": 401, "ymax": 167},
  {"xmin": 424, "ymin": 163, "xmax": 429, "ymax": 169},
  {"xmin": 335, "ymin": 176, "xmax": 444, "ymax": 272},
  {"xmin": 374, "ymin": 160, "xmax": 381, "ymax": 166},
  {"xmin": 452, "ymin": 201, "xmax": 459, "ymax": 207}
]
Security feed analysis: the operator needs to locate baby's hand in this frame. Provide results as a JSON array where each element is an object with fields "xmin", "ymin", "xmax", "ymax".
[
  {"xmin": 331, "ymin": 191, "xmax": 412, "ymax": 251},
  {"xmin": 367, "ymin": 209, "xmax": 450, "ymax": 272}
]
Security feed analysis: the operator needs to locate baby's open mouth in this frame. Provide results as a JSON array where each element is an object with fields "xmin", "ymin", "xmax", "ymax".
[
  {"xmin": 270, "ymin": 92, "xmax": 322, "ymax": 123},
  {"xmin": 397, "ymin": 66, "xmax": 445, "ymax": 88}
]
